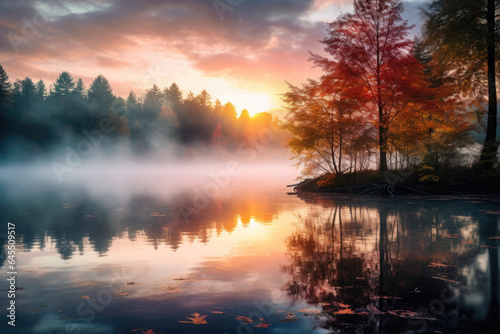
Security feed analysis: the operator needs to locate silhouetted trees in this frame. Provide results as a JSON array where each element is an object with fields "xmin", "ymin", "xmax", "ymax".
[{"xmin": 0, "ymin": 66, "xmax": 283, "ymax": 161}]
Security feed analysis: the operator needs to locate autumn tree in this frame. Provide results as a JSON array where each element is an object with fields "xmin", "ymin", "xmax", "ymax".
[
  {"xmin": 283, "ymin": 79, "xmax": 369, "ymax": 176},
  {"xmin": 421, "ymin": 0, "xmax": 500, "ymax": 167},
  {"xmin": 313, "ymin": 0, "xmax": 425, "ymax": 172}
]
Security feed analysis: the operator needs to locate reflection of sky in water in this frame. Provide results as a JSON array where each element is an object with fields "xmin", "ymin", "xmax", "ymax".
[{"xmin": 0, "ymin": 182, "xmax": 499, "ymax": 333}]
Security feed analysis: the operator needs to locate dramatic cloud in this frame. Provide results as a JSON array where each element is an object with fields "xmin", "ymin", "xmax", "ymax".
[{"xmin": 0, "ymin": 0, "xmax": 425, "ymax": 114}]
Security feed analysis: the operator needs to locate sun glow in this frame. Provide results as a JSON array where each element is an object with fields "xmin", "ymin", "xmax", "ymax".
[{"xmin": 230, "ymin": 93, "xmax": 273, "ymax": 117}]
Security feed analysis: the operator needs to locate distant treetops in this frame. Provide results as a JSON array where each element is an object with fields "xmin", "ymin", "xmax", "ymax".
[{"xmin": 0, "ymin": 65, "xmax": 286, "ymax": 161}]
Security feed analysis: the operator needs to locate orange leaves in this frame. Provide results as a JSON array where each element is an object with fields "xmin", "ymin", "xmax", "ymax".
[
  {"xmin": 236, "ymin": 315, "xmax": 273, "ymax": 328},
  {"xmin": 178, "ymin": 313, "xmax": 208, "ymax": 325},
  {"xmin": 279, "ymin": 312, "xmax": 299, "ymax": 322},
  {"xmin": 254, "ymin": 320, "xmax": 271, "ymax": 328},
  {"xmin": 235, "ymin": 315, "xmax": 252, "ymax": 324}
]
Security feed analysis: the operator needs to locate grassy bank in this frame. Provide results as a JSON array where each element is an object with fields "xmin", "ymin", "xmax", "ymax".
[{"xmin": 294, "ymin": 165, "xmax": 500, "ymax": 195}]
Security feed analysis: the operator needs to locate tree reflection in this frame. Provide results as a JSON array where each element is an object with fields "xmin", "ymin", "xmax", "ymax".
[
  {"xmin": 0, "ymin": 185, "xmax": 279, "ymax": 259},
  {"xmin": 283, "ymin": 195, "xmax": 500, "ymax": 332}
]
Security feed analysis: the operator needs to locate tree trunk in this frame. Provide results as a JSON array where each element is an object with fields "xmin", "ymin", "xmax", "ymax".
[
  {"xmin": 379, "ymin": 105, "xmax": 388, "ymax": 172},
  {"xmin": 479, "ymin": 0, "xmax": 498, "ymax": 167}
]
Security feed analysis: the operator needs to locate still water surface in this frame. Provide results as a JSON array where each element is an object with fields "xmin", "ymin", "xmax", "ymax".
[{"xmin": 0, "ymin": 175, "xmax": 499, "ymax": 333}]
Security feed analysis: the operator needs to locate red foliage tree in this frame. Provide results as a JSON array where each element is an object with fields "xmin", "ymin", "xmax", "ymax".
[{"xmin": 311, "ymin": 0, "xmax": 427, "ymax": 172}]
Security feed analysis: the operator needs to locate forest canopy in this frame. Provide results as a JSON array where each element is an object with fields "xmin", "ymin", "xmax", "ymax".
[
  {"xmin": 0, "ymin": 65, "xmax": 286, "ymax": 164},
  {"xmin": 283, "ymin": 0, "xmax": 499, "ymax": 178}
]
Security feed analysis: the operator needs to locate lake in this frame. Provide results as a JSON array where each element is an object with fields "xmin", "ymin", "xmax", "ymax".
[{"xmin": 0, "ymin": 168, "xmax": 499, "ymax": 334}]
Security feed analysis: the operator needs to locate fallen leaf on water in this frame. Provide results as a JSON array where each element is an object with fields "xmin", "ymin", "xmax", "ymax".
[
  {"xmin": 211, "ymin": 311, "xmax": 224, "ymax": 314},
  {"xmin": 179, "ymin": 313, "xmax": 208, "ymax": 325},
  {"xmin": 428, "ymin": 262, "xmax": 454, "ymax": 268},
  {"xmin": 388, "ymin": 310, "xmax": 438, "ymax": 321},
  {"xmin": 70, "ymin": 281, "xmax": 98, "ymax": 288},
  {"xmin": 296, "ymin": 308, "xmax": 320, "ymax": 314},
  {"xmin": 141, "ymin": 330, "xmax": 164, "ymax": 334},
  {"xmin": 337, "ymin": 308, "xmax": 356, "ymax": 315},
  {"xmin": 58, "ymin": 309, "xmax": 66, "ymax": 313},
  {"xmin": 431, "ymin": 276, "xmax": 461, "ymax": 284},
  {"xmin": 280, "ymin": 313, "xmax": 299, "ymax": 322},
  {"xmin": 235, "ymin": 315, "xmax": 253, "ymax": 324},
  {"xmin": 480, "ymin": 245, "xmax": 498, "ymax": 249},
  {"xmin": 113, "ymin": 292, "xmax": 129, "ymax": 296},
  {"xmin": 80, "ymin": 296, "xmax": 90, "ymax": 299},
  {"xmin": 254, "ymin": 320, "xmax": 271, "ymax": 328},
  {"xmin": 333, "ymin": 302, "xmax": 350, "ymax": 308},
  {"xmin": 462, "ymin": 241, "xmax": 474, "ymax": 244},
  {"xmin": 149, "ymin": 212, "xmax": 166, "ymax": 217},
  {"xmin": 59, "ymin": 316, "xmax": 75, "ymax": 320}
]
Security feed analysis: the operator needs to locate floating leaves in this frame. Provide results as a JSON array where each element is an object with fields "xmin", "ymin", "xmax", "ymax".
[
  {"xmin": 254, "ymin": 319, "xmax": 271, "ymax": 328},
  {"xmin": 336, "ymin": 308, "xmax": 355, "ymax": 315},
  {"xmin": 279, "ymin": 313, "xmax": 299, "ymax": 322},
  {"xmin": 236, "ymin": 315, "xmax": 273, "ymax": 327},
  {"xmin": 115, "ymin": 292, "xmax": 129, "ymax": 296},
  {"xmin": 235, "ymin": 315, "xmax": 253, "ymax": 324},
  {"xmin": 179, "ymin": 313, "xmax": 208, "ymax": 325},
  {"xmin": 427, "ymin": 262, "xmax": 454, "ymax": 268},
  {"xmin": 296, "ymin": 308, "xmax": 320, "ymax": 315},
  {"xmin": 141, "ymin": 330, "xmax": 164, "ymax": 334},
  {"xmin": 431, "ymin": 276, "xmax": 461, "ymax": 284},
  {"xmin": 388, "ymin": 310, "xmax": 438, "ymax": 321},
  {"xmin": 69, "ymin": 281, "xmax": 98, "ymax": 288}
]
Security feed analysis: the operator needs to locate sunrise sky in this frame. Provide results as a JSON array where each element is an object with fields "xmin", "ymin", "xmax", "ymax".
[{"xmin": 0, "ymin": 0, "xmax": 426, "ymax": 116}]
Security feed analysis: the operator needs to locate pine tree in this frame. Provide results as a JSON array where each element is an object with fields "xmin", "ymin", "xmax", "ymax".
[
  {"xmin": 144, "ymin": 84, "xmax": 163, "ymax": 117},
  {"xmin": 195, "ymin": 89, "xmax": 212, "ymax": 108},
  {"xmin": 51, "ymin": 72, "xmax": 75, "ymax": 103},
  {"xmin": 164, "ymin": 83, "xmax": 183, "ymax": 106},
  {"xmin": 73, "ymin": 78, "xmax": 86, "ymax": 98},
  {"xmin": 21, "ymin": 77, "xmax": 37, "ymax": 111},
  {"xmin": 35, "ymin": 80, "xmax": 46, "ymax": 103},
  {"xmin": 88, "ymin": 75, "xmax": 115, "ymax": 108},
  {"xmin": 0, "ymin": 65, "xmax": 12, "ymax": 109}
]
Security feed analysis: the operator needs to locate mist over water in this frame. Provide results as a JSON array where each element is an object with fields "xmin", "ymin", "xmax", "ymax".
[{"xmin": 0, "ymin": 151, "xmax": 299, "ymax": 203}]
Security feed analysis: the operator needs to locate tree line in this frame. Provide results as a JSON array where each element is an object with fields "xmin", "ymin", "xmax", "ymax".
[
  {"xmin": 283, "ymin": 0, "xmax": 499, "ymax": 177},
  {"xmin": 0, "ymin": 66, "xmax": 284, "ymax": 161}
]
